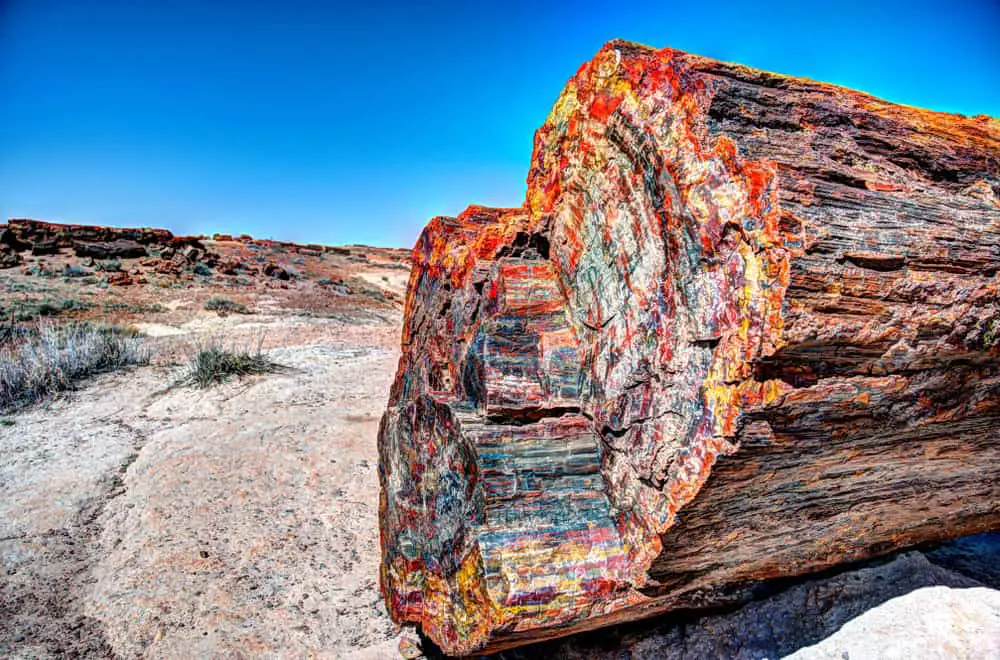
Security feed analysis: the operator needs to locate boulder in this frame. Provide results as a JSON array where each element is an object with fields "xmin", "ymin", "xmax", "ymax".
[
  {"xmin": 378, "ymin": 41, "xmax": 1000, "ymax": 654},
  {"xmin": 0, "ymin": 246, "xmax": 22, "ymax": 269},
  {"xmin": 264, "ymin": 263, "xmax": 290, "ymax": 280},
  {"xmin": 106, "ymin": 271, "xmax": 134, "ymax": 286},
  {"xmin": 0, "ymin": 226, "xmax": 29, "ymax": 252},
  {"xmin": 30, "ymin": 240, "xmax": 61, "ymax": 256},
  {"xmin": 74, "ymin": 240, "xmax": 147, "ymax": 260},
  {"xmin": 182, "ymin": 246, "xmax": 204, "ymax": 263}
]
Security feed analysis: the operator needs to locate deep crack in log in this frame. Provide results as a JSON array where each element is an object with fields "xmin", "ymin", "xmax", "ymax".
[{"xmin": 378, "ymin": 40, "xmax": 1000, "ymax": 655}]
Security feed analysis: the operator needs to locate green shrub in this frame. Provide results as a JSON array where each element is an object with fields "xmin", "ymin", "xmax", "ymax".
[
  {"xmin": 178, "ymin": 336, "xmax": 282, "ymax": 388},
  {"xmin": 96, "ymin": 259, "xmax": 122, "ymax": 273},
  {"xmin": 58, "ymin": 298, "xmax": 95, "ymax": 312},
  {"xmin": 0, "ymin": 322, "xmax": 150, "ymax": 413},
  {"xmin": 204, "ymin": 297, "xmax": 251, "ymax": 314},
  {"xmin": 193, "ymin": 263, "xmax": 212, "ymax": 277}
]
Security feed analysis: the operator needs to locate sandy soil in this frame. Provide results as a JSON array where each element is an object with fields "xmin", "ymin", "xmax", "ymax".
[{"xmin": 1, "ymin": 310, "xmax": 408, "ymax": 659}]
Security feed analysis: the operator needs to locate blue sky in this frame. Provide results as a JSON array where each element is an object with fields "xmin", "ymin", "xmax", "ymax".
[{"xmin": 1, "ymin": 0, "xmax": 998, "ymax": 247}]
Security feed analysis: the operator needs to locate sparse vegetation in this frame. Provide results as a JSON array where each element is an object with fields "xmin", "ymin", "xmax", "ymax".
[
  {"xmin": 4, "ymin": 281, "xmax": 55, "ymax": 293},
  {"xmin": 28, "ymin": 264, "xmax": 60, "ymax": 278},
  {"xmin": 178, "ymin": 335, "xmax": 283, "ymax": 388},
  {"xmin": 0, "ymin": 297, "xmax": 96, "ymax": 322},
  {"xmin": 96, "ymin": 259, "xmax": 122, "ymax": 272},
  {"xmin": 0, "ymin": 322, "xmax": 150, "ymax": 413},
  {"xmin": 204, "ymin": 297, "xmax": 251, "ymax": 314},
  {"xmin": 46, "ymin": 298, "xmax": 96, "ymax": 314},
  {"xmin": 103, "ymin": 301, "xmax": 166, "ymax": 314},
  {"xmin": 193, "ymin": 263, "xmax": 213, "ymax": 277}
]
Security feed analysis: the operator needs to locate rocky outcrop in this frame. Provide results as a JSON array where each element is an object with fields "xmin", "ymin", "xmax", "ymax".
[
  {"xmin": 3, "ymin": 219, "xmax": 223, "ymax": 280},
  {"xmin": 3, "ymin": 219, "xmax": 206, "ymax": 257},
  {"xmin": 5, "ymin": 218, "xmax": 174, "ymax": 249},
  {"xmin": 378, "ymin": 41, "xmax": 1000, "ymax": 654}
]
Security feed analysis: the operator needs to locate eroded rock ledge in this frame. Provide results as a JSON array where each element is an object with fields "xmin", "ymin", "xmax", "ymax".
[{"xmin": 378, "ymin": 40, "xmax": 1000, "ymax": 654}]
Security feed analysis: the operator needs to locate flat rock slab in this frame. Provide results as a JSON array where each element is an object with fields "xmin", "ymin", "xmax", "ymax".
[{"xmin": 786, "ymin": 586, "xmax": 1000, "ymax": 660}]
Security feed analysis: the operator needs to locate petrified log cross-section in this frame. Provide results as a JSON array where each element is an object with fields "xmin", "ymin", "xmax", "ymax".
[{"xmin": 378, "ymin": 41, "xmax": 1000, "ymax": 654}]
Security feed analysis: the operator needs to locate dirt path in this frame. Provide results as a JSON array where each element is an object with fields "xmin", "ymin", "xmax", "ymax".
[{"xmin": 1, "ymin": 314, "xmax": 406, "ymax": 659}]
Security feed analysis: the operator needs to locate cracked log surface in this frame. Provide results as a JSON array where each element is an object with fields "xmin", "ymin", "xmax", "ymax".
[{"xmin": 378, "ymin": 40, "xmax": 1000, "ymax": 655}]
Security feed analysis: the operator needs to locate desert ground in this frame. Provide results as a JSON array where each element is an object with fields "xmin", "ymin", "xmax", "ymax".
[
  {"xmin": 2, "ymin": 222, "xmax": 999, "ymax": 659},
  {"xmin": 1, "ymin": 313, "xmax": 411, "ymax": 658},
  {"xmin": 1, "ymin": 226, "xmax": 419, "ymax": 658}
]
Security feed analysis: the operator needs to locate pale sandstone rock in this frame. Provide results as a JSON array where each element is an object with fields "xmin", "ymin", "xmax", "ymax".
[{"xmin": 785, "ymin": 586, "xmax": 1000, "ymax": 660}]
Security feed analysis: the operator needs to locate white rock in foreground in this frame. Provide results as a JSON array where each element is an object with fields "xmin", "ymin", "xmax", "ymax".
[{"xmin": 785, "ymin": 586, "xmax": 1000, "ymax": 660}]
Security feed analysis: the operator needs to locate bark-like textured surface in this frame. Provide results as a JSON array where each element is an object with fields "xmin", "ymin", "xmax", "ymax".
[{"xmin": 378, "ymin": 40, "xmax": 1000, "ymax": 655}]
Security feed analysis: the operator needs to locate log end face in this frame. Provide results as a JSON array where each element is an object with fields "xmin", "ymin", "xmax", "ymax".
[{"xmin": 380, "ymin": 38, "xmax": 1000, "ymax": 654}]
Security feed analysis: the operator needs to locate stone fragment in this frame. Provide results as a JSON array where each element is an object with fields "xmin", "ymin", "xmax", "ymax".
[
  {"xmin": 106, "ymin": 271, "xmax": 134, "ymax": 286},
  {"xmin": 73, "ymin": 240, "xmax": 147, "ymax": 259},
  {"xmin": 31, "ymin": 240, "xmax": 61, "ymax": 256},
  {"xmin": 264, "ymin": 263, "xmax": 290, "ymax": 280},
  {"xmin": 0, "ymin": 246, "xmax": 22, "ymax": 269}
]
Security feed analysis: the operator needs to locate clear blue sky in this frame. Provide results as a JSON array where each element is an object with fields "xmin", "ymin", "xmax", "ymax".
[{"xmin": 1, "ymin": 1, "xmax": 997, "ymax": 247}]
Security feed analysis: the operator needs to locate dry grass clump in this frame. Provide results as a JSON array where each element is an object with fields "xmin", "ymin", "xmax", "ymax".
[
  {"xmin": 0, "ymin": 322, "xmax": 150, "ymax": 413},
  {"xmin": 204, "ymin": 297, "xmax": 251, "ymax": 314},
  {"xmin": 178, "ymin": 335, "xmax": 282, "ymax": 388}
]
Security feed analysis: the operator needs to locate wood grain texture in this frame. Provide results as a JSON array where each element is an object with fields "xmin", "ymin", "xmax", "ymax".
[{"xmin": 378, "ymin": 40, "xmax": 1000, "ymax": 655}]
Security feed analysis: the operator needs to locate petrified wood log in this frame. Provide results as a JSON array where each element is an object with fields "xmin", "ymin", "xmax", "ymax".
[{"xmin": 378, "ymin": 40, "xmax": 1000, "ymax": 655}]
